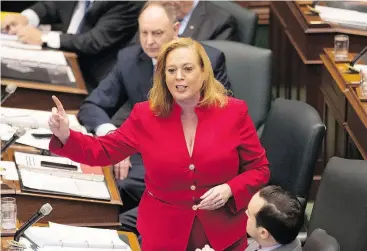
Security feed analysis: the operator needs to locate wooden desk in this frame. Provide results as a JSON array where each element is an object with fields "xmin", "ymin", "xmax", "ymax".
[
  {"xmin": 321, "ymin": 49, "xmax": 367, "ymax": 162},
  {"xmin": 1, "ymin": 52, "xmax": 88, "ymax": 111},
  {"xmin": 269, "ymin": 1, "xmax": 367, "ymax": 111},
  {"xmin": 1, "ymin": 145, "xmax": 123, "ymax": 228},
  {"xmin": 1, "ymin": 231, "xmax": 141, "ymax": 251},
  {"xmin": 234, "ymin": 1, "xmax": 270, "ymax": 25}
]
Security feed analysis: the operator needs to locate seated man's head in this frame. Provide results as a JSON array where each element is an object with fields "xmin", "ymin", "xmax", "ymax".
[
  {"xmin": 138, "ymin": 2, "xmax": 180, "ymax": 59},
  {"xmin": 246, "ymin": 186, "xmax": 304, "ymax": 247}
]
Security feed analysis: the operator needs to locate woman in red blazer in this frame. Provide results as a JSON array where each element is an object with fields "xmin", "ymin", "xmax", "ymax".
[{"xmin": 49, "ymin": 38, "xmax": 270, "ymax": 251}]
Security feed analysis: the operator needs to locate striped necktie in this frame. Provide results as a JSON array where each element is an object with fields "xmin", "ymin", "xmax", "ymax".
[{"xmin": 76, "ymin": 0, "xmax": 91, "ymax": 33}]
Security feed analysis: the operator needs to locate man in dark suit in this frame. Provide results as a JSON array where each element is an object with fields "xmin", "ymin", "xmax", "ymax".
[
  {"xmin": 2, "ymin": 1, "xmax": 143, "ymax": 91},
  {"xmin": 172, "ymin": 0, "xmax": 239, "ymax": 41},
  {"xmin": 77, "ymin": 1, "xmax": 231, "ymax": 235}
]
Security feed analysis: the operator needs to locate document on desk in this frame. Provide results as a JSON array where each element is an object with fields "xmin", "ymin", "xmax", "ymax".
[
  {"xmin": 355, "ymin": 64, "xmax": 367, "ymax": 73},
  {"xmin": 1, "ymin": 39, "xmax": 42, "ymax": 50},
  {"xmin": 0, "ymin": 161, "xmax": 19, "ymax": 180},
  {"xmin": 23, "ymin": 222, "xmax": 131, "ymax": 250},
  {"xmin": 2, "ymin": 47, "xmax": 67, "ymax": 65},
  {"xmin": 14, "ymin": 152, "xmax": 104, "ymax": 182},
  {"xmin": 19, "ymin": 168, "xmax": 110, "ymax": 200},
  {"xmin": 315, "ymin": 5, "xmax": 367, "ymax": 29},
  {"xmin": 0, "ymin": 108, "xmax": 86, "ymax": 150}
]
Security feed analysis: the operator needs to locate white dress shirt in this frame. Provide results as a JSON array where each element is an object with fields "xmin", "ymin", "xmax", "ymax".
[
  {"xmin": 21, "ymin": 0, "xmax": 93, "ymax": 49},
  {"xmin": 178, "ymin": 0, "xmax": 200, "ymax": 35}
]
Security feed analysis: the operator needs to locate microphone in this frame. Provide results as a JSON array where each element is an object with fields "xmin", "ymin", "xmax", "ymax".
[
  {"xmin": 348, "ymin": 46, "xmax": 367, "ymax": 73},
  {"xmin": 1, "ymin": 83, "xmax": 17, "ymax": 105},
  {"xmin": 1, "ymin": 127, "xmax": 26, "ymax": 154},
  {"xmin": 14, "ymin": 203, "xmax": 53, "ymax": 242}
]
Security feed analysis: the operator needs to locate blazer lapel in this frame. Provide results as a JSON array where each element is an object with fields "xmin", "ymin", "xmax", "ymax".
[
  {"xmin": 180, "ymin": 1, "xmax": 206, "ymax": 38},
  {"xmin": 137, "ymin": 51, "xmax": 154, "ymax": 102}
]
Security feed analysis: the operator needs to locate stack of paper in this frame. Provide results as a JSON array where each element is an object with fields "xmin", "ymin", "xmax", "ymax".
[
  {"xmin": 19, "ymin": 168, "xmax": 110, "ymax": 200},
  {"xmin": 0, "ymin": 107, "xmax": 87, "ymax": 150},
  {"xmin": 2, "ymin": 47, "xmax": 67, "ymax": 65},
  {"xmin": 315, "ymin": 5, "xmax": 367, "ymax": 30},
  {"xmin": 0, "ymin": 161, "xmax": 19, "ymax": 180},
  {"xmin": 14, "ymin": 152, "xmax": 104, "ymax": 182},
  {"xmin": 22, "ymin": 222, "xmax": 131, "ymax": 250}
]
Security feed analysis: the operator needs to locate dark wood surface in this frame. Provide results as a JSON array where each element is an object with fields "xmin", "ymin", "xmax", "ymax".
[
  {"xmin": 234, "ymin": 1, "xmax": 271, "ymax": 25},
  {"xmin": 1, "ymin": 145, "xmax": 123, "ymax": 228},
  {"xmin": 321, "ymin": 49, "xmax": 367, "ymax": 162},
  {"xmin": 1, "ymin": 52, "xmax": 88, "ymax": 111},
  {"xmin": 1, "ymin": 230, "xmax": 141, "ymax": 251},
  {"xmin": 269, "ymin": 1, "xmax": 367, "ymax": 198}
]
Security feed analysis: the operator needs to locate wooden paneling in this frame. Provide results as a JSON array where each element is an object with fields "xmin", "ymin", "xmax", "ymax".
[{"xmin": 234, "ymin": 1, "xmax": 270, "ymax": 25}]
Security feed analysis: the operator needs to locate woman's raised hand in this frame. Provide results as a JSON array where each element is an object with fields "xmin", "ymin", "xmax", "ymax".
[{"xmin": 48, "ymin": 95, "xmax": 70, "ymax": 144}]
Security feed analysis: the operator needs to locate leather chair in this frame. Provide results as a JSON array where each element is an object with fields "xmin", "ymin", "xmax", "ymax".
[
  {"xmin": 303, "ymin": 229, "xmax": 340, "ymax": 251},
  {"xmin": 260, "ymin": 98, "xmax": 325, "ymax": 207},
  {"xmin": 202, "ymin": 40, "xmax": 272, "ymax": 129},
  {"xmin": 210, "ymin": 1, "xmax": 258, "ymax": 45},
  {"xmin": 305, "ymin": 157, "xmax": 367, "ymax": 251}
]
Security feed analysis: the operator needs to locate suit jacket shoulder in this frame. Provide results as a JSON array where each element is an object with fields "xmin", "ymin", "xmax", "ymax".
[
  {"xmin": 182, "ymin": 1, "xmax": 238, "ymax": 41},
  {"xmin": 245, "ymin": 239, "xmax": 302, "ymax": 251},
  {"xmin": 275, "ymin": 239, "xmax": 302, "ymax": 251}
]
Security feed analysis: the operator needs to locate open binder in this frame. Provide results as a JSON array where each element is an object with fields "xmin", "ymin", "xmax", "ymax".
[{"xmin": 14, "ymin": 152, "xmax": 110, "ymax": 201}]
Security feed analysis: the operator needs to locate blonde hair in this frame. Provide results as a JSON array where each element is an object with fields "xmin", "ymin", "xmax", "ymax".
[{"xmin": 149, "ymin": 37, "xmax": 229, "ymax": 117}]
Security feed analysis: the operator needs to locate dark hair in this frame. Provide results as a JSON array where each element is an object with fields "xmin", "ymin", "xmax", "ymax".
[{"xmin": 256, "ymin": 186, "xmax": 304, "ymax": 245}]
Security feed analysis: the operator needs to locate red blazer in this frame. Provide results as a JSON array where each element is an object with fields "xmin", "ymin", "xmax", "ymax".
[{"xmin": 50, "ymin": 97, "xmax": 270, "ymax": 251}]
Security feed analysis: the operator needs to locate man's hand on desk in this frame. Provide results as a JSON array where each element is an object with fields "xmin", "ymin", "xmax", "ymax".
[
  {"xmin": 16, "ymin": 26, "xmax": 43, "ymax": 45},
  {"xmin": 114, "ymin": 157, "xmax": 131, "ymax": 180},
  {"xmin": 2, "ymin": 14, "xmax": 28, "ymax": 34}
]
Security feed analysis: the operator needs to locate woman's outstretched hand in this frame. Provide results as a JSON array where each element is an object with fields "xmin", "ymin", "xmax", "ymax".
[{"xmin": 48, "ymin": 95, "xmax": 70, "ymax": 144}]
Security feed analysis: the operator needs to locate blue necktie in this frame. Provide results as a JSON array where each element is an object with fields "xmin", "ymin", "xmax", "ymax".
[{"xmin": 77, "ymin": 0, "xmax": 91, "ymax": 33}]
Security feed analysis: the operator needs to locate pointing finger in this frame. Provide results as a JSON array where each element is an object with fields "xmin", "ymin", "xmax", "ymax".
[{"xmin": 52, "ymin": 95, "xmax": 66, "ymax": 114}]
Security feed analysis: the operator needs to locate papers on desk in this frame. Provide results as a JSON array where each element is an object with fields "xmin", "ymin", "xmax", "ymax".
[
  {"xmin": 2, "ymin": 47, "xmax": 67, "ymax": 65},
  {"xmin": 0, "ymin": 107, "xmax": 86, "ymax": 150},
  {"xmin": 0, "ymin": 107, "xmax": 84, "ymax": 131},
  {"xmin": 315, "ymin": 5, "xmax": 367, "ymax": 30},
  {"xmin": 14, "ymin": 152, "xmax": 104, "ymax": 182},
  {"xmin": 22, "ymin": 222, "xmax": 131, "ymax": 250},
  {"xmin": 19, "ymin": 168, "xmax": 110, "ymax": 200},
  {"xmin": 1, "ymin": 40, "xmax": 42, "ymax": 50},
  {"xmin": 0, "ymin": 161, "xmax": 19, "ymax": 180},
  {"xmin": 354, "ymin": 64, "xmax": 367, "ymax": 73}
]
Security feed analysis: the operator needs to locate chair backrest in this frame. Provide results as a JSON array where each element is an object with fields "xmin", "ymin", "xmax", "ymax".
[
  {"xmin": 210, "ymin": 1, "xmax": 258, "ymax": 45},
  {"xmin": 260, "ymin": 98, "xmax": 325, "ymax": 204},
  {"xmin": 308, "ymin": 157, "xmax": 367, "ymax": 251},
  {"xmin": 202, "ymin": 40, "xmax": 272, "ymax": 129},
  {"xmin": 303, "ymin": 229, "xmax": 340, "ymax": 251}
]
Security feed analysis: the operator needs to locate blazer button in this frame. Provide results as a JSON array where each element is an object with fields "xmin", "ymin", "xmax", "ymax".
[
  {"xmin": 192, "ymin": 205, "xmax": 198, "ymax": 211},
  {"xmin": 189, "ymin": 164, "xmax": 195, "ymax": 170},
  {"xmin": 190, "ymin": 185, "xmax": 196, "ymax": 191}
]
